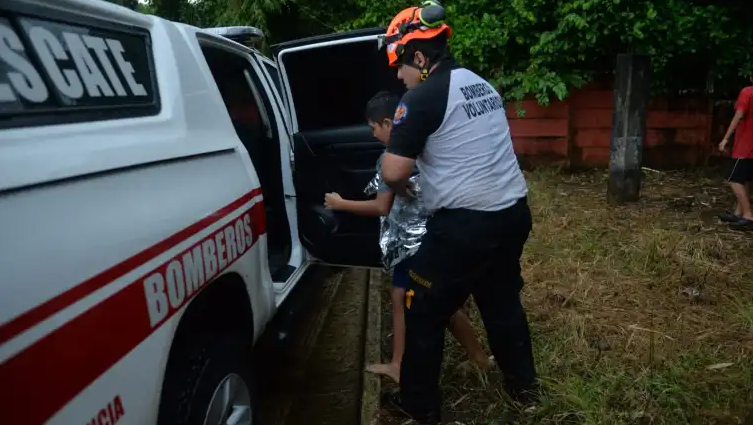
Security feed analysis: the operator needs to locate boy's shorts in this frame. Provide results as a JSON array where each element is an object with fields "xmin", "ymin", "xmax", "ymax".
[
  {"xmin": 391, "ymin": 257, "xmax": 413, "ymax": 290},
  {"xmin": 724, "ymin": 158, "xmax": 753, "ymax": 184}
]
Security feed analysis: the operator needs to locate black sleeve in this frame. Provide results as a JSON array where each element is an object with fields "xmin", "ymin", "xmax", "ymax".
[{"xmin": 386, "ymin": 76, "xmax": 449, "ymax": 159}]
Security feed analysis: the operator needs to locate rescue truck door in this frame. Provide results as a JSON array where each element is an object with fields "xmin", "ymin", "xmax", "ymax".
[{"xmin": 273, "ymin": 29, "xmax": 405, "ymax": 267}]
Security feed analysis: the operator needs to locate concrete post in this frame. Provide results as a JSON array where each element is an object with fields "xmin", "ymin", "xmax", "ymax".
[{"xmin": 608, "ymin": 53, "xmax": 651, "ymax": 205}]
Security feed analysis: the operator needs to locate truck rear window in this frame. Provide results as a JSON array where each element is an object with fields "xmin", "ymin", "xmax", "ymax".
[{"xmin": 0, "ymin": 9, "xmax": 159, "ymax": 129}]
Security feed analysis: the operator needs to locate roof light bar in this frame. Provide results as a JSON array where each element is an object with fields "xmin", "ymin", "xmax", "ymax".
[{"xmin": 204, "ymin": 26, "xmax": 264, "ymax": 46}]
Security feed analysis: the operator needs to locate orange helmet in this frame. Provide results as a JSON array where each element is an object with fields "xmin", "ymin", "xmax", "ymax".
[{"xmin": 385, "ymin": 2, "xmax": 452, "ymax": 67}]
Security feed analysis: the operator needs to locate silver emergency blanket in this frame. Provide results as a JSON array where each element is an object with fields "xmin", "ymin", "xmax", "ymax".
[{"xmin": 364, "ymin": 171, "xmax": 430, "ymax": 271}]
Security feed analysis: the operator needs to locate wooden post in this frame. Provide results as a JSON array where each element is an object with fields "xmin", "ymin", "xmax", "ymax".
[{"xmin": 608, "ymin": 53, "xmax": 650, "ymax": 205}]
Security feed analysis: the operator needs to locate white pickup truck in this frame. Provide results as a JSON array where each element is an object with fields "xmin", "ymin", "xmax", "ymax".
[{"xmin": 0, "ymin": 0, "xmax": 403, "ymax": 424}]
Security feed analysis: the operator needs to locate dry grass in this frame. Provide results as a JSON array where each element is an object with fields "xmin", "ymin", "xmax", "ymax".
[{"xmin": 384, "ymin": 168, "xmax": 753, "ymax": 424}]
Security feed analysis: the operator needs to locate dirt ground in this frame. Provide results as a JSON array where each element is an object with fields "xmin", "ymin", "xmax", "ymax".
[
  {"xmin": 256, "ymin": 266, "xmax": 369, "ymax": 425},
  {"xmin": 376, "ymin": 168, "xmax": 753, "ymax": 425}
]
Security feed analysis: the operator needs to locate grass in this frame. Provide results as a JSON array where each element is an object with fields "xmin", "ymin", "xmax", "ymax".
[{"xmin": 382, "ymin": 168, "xmax": 753, "ymax": 424}]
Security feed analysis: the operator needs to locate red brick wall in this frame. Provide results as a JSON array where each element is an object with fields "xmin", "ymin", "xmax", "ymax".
[
  {"xmin": 569, "ymin": 87, "xmax": 613, "ymax": 166},
  {"xmin": 507, "ymin": 100, "xmax": 569, "ymax": 167},
  {"xmin": 644, "ymin": 97, "xmax": 711, "ymax": 168},
  {"xmin": 506, "ymin": 85, "xmax": 717, "ymax": 168},
  {"xmin": 709, "ymin": 101, "xmax": 736, "ymax": 164}
]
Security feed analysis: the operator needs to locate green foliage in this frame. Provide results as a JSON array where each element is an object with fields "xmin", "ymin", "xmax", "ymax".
[
  {"xmin": 116, "ymin": 0, "xmax": 753, "ymax": 104},
  {"xmin": 133, "ymin": 0, "xmax": 356, "ymax": 46},
  {"xmin": 132, "ymin": 0, "xmax": 288, "ymax": 33},
  {"xmin": 137, "ymin": 2, "xmax": 155, "ymax": 14},
  {"xmin": 341, "ymin": 0, "xmax": 753, "ymax": 104}
]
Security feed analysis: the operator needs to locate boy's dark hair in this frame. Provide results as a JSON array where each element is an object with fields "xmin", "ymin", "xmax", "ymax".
[{"xmin": 365, "ymin": 91, "xmax": 401, "ymax": 123}]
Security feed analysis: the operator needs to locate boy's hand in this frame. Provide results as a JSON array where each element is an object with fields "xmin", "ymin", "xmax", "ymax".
[
  {"xmin": 719, "ymin": 138, "xmax": 729, "ymax": 152},
  {"xmin": 324, "ymin": 192, "xmax": 343, "ymax": 210}
]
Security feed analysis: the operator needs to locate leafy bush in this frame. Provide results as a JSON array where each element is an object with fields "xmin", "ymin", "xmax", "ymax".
[
  {"xmin": 128, "ymin": 0, "xmax": 753, "ymax": 104},
  {"xmin": 341, "ymin": 0, "xmax": 753, "ymax": 104}
]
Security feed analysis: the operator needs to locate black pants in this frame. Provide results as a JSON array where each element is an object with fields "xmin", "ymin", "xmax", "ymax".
[{"xmin": 399, "ymin": 197, "xmax": 536, "ymax": 418}]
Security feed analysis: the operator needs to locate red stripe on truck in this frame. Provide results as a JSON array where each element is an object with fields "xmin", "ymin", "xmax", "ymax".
[
  {"xmin": 0, "ymin": 189, "xmax": 266, "ymax": 425},
  {"xmin": 0, "ymin": 188, "xmax": 262, "ymax": 346}
]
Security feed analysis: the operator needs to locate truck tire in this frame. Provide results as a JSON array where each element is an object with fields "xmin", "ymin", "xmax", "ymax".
[{"xmin": 158, "ymin": 334, "xmax": 258, "ymax": 425}]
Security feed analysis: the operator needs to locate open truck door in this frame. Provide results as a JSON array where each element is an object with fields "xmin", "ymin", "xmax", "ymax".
[{"xmin": 272, "ymin": 28, "xmax": 405, "ymax": 267}]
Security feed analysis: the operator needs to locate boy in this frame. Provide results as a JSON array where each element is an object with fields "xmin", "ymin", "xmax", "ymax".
[
  {"xmin": 324, "ymin": 91, "xmax": 490, "ymax": 383},
  {"xmin": 719, "ymin": 77, "xmax": 753, "ymax": 230}
]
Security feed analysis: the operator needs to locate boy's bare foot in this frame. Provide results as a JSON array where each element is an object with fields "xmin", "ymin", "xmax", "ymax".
[
  {"xmin": 458, "ymin": 355, "xmax": 495, "ymax": 376},
  {"xmin": 476, "ymin": 354, "xmax": 495, "ymax": 369},
  {"xmin": 365, "ymin": 362, "xmax": 400, "ymax": 383}
]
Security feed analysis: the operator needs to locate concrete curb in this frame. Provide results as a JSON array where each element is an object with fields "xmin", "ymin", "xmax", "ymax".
[{"xmin": 360, "ymin": 269, "xmax": 383, "ymax": 425}]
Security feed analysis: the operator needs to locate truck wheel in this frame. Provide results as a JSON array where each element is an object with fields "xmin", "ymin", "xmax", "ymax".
[{"xmin": 158, "ymin": 335, "xmax": 258, "ymax": 425}]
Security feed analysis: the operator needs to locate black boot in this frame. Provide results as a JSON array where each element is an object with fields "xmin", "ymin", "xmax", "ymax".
[
  {"xmin": 507, "ymin": 379, "xmax": 542, "ymax": 408},
  {"xmin": 381, "ymin": 391, "xmax": 441, "ymax": 425}
]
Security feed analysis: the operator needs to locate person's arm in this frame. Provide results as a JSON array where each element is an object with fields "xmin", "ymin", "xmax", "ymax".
[
  {"xmin": 720, "ymin": 88, "xmax": 751, "ymax": 151},
  {"xmin": 382, "ymin": 88, "xmax": 445, "ymax": 194},
  {"xmin": 721, "ymin": 111, "xmax": 745, "ymax": 146},
  {"xmin": 324, "ymin": 192, "xmax": 395, "ymax": 216},
  {"xmin": 381, "ymin": 154, "xmax": 416, "ymax": 197}
]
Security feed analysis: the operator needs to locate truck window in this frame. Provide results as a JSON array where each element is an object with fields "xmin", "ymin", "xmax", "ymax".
[
  {"xmin": 201, "ymin": 47, "xmax": 267, "ymax": 141},
  {"xmin": 0, "ymin": 14, "xmax": 159, "ymax": 130},
  {"xmin": 201, "ymin": 46, "xmax": 280, "ymax": 193}
]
